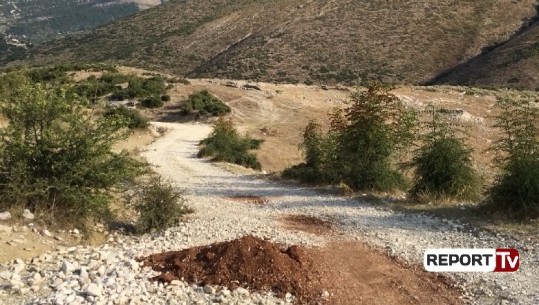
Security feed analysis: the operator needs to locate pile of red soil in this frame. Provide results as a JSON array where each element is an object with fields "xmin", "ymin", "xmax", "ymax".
[{"xmin": 139, "ymin": 235, "xmax": 322, "ymax": 304}]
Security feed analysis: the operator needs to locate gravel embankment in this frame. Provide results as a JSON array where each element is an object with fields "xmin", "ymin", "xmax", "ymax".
[{"xmin": 1, "ymin": 122, "xmax": 537, "ymax": 305}]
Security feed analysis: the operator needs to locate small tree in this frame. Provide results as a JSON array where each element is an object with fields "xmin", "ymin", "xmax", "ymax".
[
  {"xmin": 488, "ymin": 98, "xmax": 539, "ymax": 219},
  {"xmin": 282, "ymin": 120, "xmax": 340, "ymax": 183},
  {"xmin": 408, "ymin": 107, "xmax": 481, "ymax": 201},
  {"xmin": 283, "ymin": 84, "xmax": 416, "ymax": 191},
  {"xmin": 336, "ymin": 84, "xmax": 417, "ymax": 191},
  {"xmin": 0, "ymin": 74, "xmax": 144, "ymax": 225}
]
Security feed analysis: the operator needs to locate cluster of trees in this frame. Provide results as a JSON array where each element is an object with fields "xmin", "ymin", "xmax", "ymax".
[{"xmin": 284, "ymin": 84, "xmax": 539, "ymax": 220}]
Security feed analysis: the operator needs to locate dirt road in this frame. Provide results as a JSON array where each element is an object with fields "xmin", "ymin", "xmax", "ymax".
[{"xmin": 141, "ymin": 122, "xmax": 539, "ymax": 305}]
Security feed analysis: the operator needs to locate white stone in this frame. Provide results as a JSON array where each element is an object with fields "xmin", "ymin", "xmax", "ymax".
[
  {"xmin": 41, "ymin": 229, "xmax": 52, "ymax": 237},
  {"xmin": 22, "ymin": 209, "xmax": 34, "ymax": 220},
  {"xmin": 86, "ymin": 283, "xmax": 102, "ymax": 297},
  {"xmin": 0, "ymin": 271, "xmax": 12, "ymax": 280},
  {"xmin": 61, "ymin": 261, "xmax": 76, "ymax": 274},
  {"xmin": 0, "ymin": 211, "xmax": 11, "ymax": 221},
  {"xmin": 11, "ymin": 263, "xmax": 25, "ymax": 274}
]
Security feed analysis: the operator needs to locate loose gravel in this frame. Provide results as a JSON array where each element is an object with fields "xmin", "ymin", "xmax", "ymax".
[{"xmin": 1, "ymin": 122, "xmax": 537, "ymax": 305}]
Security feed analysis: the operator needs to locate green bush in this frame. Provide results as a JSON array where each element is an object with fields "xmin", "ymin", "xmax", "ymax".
[
  {"xmin": 141, "ymin": 96, "xmax": 164, "ymax": 108},
  {"xmin": 407, "ymin": 109, "xmax": 481, "ymax": 201},
  {"xmin": 337, "ymin": 86, "xmax": 416, "ymax": 191},
  {"xmin": 282, "ymin": 121, "xmax": 340, "ymax": 184},
  {"xmin": 134, "ymin": 176, "xmax": 190, "ymax": 234},
  {"xmin": 103, "ymin": 106, "xmax": 149, "ymax": 129},
  {"xmin": 487, "ymin": 98, "xmax": 539, "ymax": 219},
  {"xmin": 161, "ymin": 94, "xmax": 171, "ymax": 102},
  {"xmin": 103, "ymin": 74, "xmax": 167, "ymax": 100},
  {"xmin": 0, "ymin": 74, "xmax": 144, "ymax": 227},
  {"xmin": 283, "ymin": 84, "xmax": 416, "ymax": 191},
  {"xmin": 198, "ymin": 119, "xmax": 263, "ymax": 169},
  {"xmin": 180, "ymin": 90, "xmax": 231, "ymax": 116}
]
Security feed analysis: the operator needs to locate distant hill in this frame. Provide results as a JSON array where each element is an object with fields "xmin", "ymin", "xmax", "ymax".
[
  {"xmin": 431, "ymin": 19, "xmax": 539, "ymax": 90},
  {"xmin": 0, "ymin": 0, "xmax": 162, "ymax": 45},
  {"xmin": 4, "ymin": 0, "xmax": 539, "ymax": 88}
]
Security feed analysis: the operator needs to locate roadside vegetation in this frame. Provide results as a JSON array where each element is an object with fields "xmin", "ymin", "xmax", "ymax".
[
  {"xmin": 133, "ymin": 176, "xmax": 191, "ymax": 234},
  {"xmin": 486, "ymin": 98, "xmax": 539, "ymax": 220},
  {"xmin": 0, "ymin": 65, "xmax": 189, "ymax": 233},
  {"xmin": 284, "ymin": 84, "xmax": 539, "ymax": 222},
  {"xmin": 198, "ymin": 118, "xmax": 263, "ymax": 170},
  {"xmin": 406, "ymin": 107, "xmax": 482, "ymax": 202},
  {"xmin": 284, "ymin": 84, "xmax": 416, "ymax": 191}
]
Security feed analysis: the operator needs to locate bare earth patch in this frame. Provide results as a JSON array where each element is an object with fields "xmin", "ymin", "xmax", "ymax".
[
  {"xmin": 227, "ymin": 195, "xmax": 268, "ymax": 205},
  {"xmin": 312, "ymin": 241, "xmax": 463, "ymax": 305},
  {"xmin": 281, "ymin": 214, "xmax": 334, "ymax": 236},
  {"xmin": 140, "ymin": 236, "xmax": 463, "ymax": 305}
]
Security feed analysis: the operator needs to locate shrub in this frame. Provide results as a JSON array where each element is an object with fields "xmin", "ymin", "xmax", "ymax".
[
  {"xmin": 487, "ymin": 98, "xmax": 539, "ymax": 219},
  {"xmin": 180, "ymin": 90, "xmax": 231, "ymax": 116},
  {"xmin": 284, "ymin": 84, "xmax": 416, "ymax": 191},
  {"xmin": 0, "ymin": 74, "xmax": 144, "ymax": 227},
  {"xmin": 141, "ymin": 96, "xmax": 164, "ymax": 108},
  {"xmin": 134, "ymin": 176, "xmax": 190, "ymax": 234},
  {"xmin": 198, "ymin": 118, "xmax": 263, "ymax": 169},
  {"xmin": 282, "ymin": 121, "xmax": 340, "ymax": 184},
  {"xmin": 407, "ymin": 108, "xmax": 481, "ymax": 201},
  {"xmin": 104, "ymin": 106, "xmax": 149, "ymax": 129},
  {"xmin": 336, "ymin": 85, "xmax": 416, "ymax": 191},
  {"xmin": 161, "ymin": 94, "xmax": 171, "ymax": 102},
  {"xmin": 71, "ymin": 80, "xmax": 116, "ymax": 101},
  {"xmin": 102, "ymin": 74, "xmax": 167, "ymax": 100}
]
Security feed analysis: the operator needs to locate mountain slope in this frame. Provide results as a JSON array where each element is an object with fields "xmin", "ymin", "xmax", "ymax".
[
  {"xmin": 6, "ymin": 0, "xmax": 539, "ymax": 86},
  {"xmin": 0, "ymin": 0, "xmax": 161, "ymax": 45},
  {"xmin": 431, "ymin": 19, "xmax": 539, "ymax": 90}
]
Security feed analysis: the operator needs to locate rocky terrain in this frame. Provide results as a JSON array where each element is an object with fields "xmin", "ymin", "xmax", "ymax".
[{"xmin": 0, "ymin": 122, "xmax": 537, "ymax": 305}]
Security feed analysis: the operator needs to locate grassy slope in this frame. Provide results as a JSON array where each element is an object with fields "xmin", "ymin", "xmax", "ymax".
[
  {"xmin": 5, "ymin": 0, "xmax": 539, "ymax": 87},
  {"xmin": 433, "ymin": 21, "xmax": 539, "ymax": 90}
]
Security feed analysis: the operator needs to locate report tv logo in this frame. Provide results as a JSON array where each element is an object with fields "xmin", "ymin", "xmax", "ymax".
[{"xmin": 424, "ymin": 249, "xmax": 519, "ymax": 272}]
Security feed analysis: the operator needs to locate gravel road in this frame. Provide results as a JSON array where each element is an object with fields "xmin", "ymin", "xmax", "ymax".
[{"xmin": 1, "ymin": 122, "xmax": 538, "ymax": 305}]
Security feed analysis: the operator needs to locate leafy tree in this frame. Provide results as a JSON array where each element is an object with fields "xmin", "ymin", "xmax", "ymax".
[
  {"xmin": 336, "ymin": 84, "xmax": 416, "ymax": 190},
  {"xmin": 488, "ymin": 98, "xmax": 539, "ymax": 219},
  {"xmin": 284, "ymin": 84, "xmax": 416, "ymax": 191},
  {"xmin": 0, "ymin": 74, "xmax": 144, "ymax": 226},
  {"xmin": 407, "ymin": 107, "xmax": 481, "ymax": 201}
]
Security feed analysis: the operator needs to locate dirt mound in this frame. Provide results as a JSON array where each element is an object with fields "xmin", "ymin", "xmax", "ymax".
[{"xmin": 139, "ymin": 235, "xmax": 322, "ymax": 304}]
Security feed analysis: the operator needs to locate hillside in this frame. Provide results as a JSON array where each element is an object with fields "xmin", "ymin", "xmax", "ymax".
[
  {"xmin": 431, "ymin": 20, "xmax": 539, "ymax": 90},
  {"xmin": 0, "ymin": 0, "xmax": 162, "ymax": 46},
  {"xmin": 5, "ymin": 0, "xmax": 538, "ymax": 87}
]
